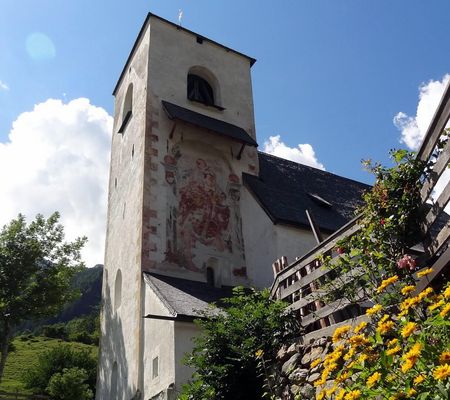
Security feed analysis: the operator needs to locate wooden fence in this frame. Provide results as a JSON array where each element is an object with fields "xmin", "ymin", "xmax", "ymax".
[{"xmin": 270, "ymin": 80, "xmax": 450, "ymax": 340}]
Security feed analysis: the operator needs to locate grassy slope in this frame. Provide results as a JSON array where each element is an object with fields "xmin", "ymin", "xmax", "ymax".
[{"xmin": 0, "ymin": 336, "xmax": 97, "ymax": 394}]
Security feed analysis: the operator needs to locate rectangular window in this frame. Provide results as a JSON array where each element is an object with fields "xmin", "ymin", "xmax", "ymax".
[{"xmin": 152, "ymin": 356, "xmax": 159, "ymax": 379}]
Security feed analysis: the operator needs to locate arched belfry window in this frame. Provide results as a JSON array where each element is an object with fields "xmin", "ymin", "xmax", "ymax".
[
  {"xmin": 118, "ymin": 83, "xmax": 133, "ymax": 134},
  {"xmin": 206, "ymin": 267, "xmax": 215, "ymax": 286},
  {"xmin": 114, "ymin": 269, "xmax": 122, "ymax": 311},
  {"xmin": 187, "ymin": 74, "xmax": 214, "ymax": 106}
]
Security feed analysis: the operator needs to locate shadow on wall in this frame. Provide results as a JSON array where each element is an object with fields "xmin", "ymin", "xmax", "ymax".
[{"xmin": 96, "ymin": 273, "xmax": 134, "ymax": 400}]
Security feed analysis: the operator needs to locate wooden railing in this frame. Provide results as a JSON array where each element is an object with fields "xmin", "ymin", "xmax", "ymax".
[{"xmin": 271, "ymin": 80, "xmax": 450, "ymax": 339}]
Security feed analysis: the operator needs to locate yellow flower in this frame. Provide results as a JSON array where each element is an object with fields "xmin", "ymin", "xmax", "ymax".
[
  {"xmin": 255, "ymin": 349, "xmax": 263, "ymax": 358},
  {"xmin": 336, "ymin": 371, "xmax": 349, "ymax": 383},
  {"xmin": 344, "ymin": 347, "xmax": 356, "ymax": 361},
  {"xmin": 405, "ymin": 342, "xmax": 423, "ymax": 360},
  {"xmin": 367, "ymin": 371, "xmax": 381, "ymax": 388},
  {"xmin": 444, "ymin": 285, "xmax": 450, "ymax": 299},
  {"xmin": 336, "ymin": 389, "xmax": 346, "ymax": 400},
  {"xmin": 326, "ymin": 385, "xmax": 337, "ymax": 396},
  {"xmin": 377, "ymin": 275, "xmax": 399, "ymax": 293},
  {"xmin": 387, "ymin": 338, "xmax": 399, "ymax": 347},
  {"xmin": 417, "ymin": 267, "xmax": 433, "ymax": 277},
  {"xmin": 428, "ymin": 300, "xmax": 445, "ymax": 312},
  {"xmin": 418, "ymin": 287, "xmax": 434, "ymax": 301},
  {"xmin": 358, "ymin": 353, "xmax": 368, "ymax": 364},
  {"xmin": 349, "ymin": 334, "xmax": 370, "ymax": 347},
  {"xmin": 401, "ymin": 322, "xmax": 417, "ymax": 338},
  {"xmin": 377, "ymin": 318, "xmax": 395, "ymax": 335},
  {"xmin": 366, "ymin": 304, "xmax": 382, "ymax": 316},
  {"xmin": 332, "ymin": 325, "xmax": 351, "ymax": 343},
  {"xmin": 407, "ymin": 388, "xmax": 417, "ymax": 397},
  {"xmin": 440, "ymin": 303, "xmax": 450, "ymax": 317},
  {"xmin": 345, "ymin": 389, "xmax": 361, "ymax": 400},
  {"xmin": 433, "ymin": 364, "xmax": 450, "ymax": 380},
  {"xmin": 316, "ymin": 390, "xmax": 325, "ymax": 400},
  {"xmin": 401, "ymin": 285, "xmax": 416, "ymax": 295},
  {"xmin": 439, "ymin": 350, "xmax": 450, "ymax": 364},
  {"xmin": 401, "ymin": 359, "xmax": 414, "ymax": 373},
  {"xmin": 313, "ymin": 377, "xmax": 326, "ymax": 387},
  {"xmin": 413, "ymin": 374, "xmax": 425, "ymax": 385},
  {"xmin": 354, "ymin": 321, "xmax": 367, "ymax": 334},
  {"xmin": 386, "ymin": 345, "xmax": 401, "ymax": 356},
  {"xmin": 310, "ymin": 358, "xmax": 322, "ymax": 369}
]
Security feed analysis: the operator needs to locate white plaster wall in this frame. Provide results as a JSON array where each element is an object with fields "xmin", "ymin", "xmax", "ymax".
[
  {"xmin": 142, "ymin": 284, "xmax": 176, "ymax": 398},
  {"xmin": 96, "ymin": 23, "xmax": 150, "ymax": 400},
  {"xmin": 240, "ymin": 186, "xmax": 278, "ymax": 289},
  {"xmin": 174, "ymin": 322, "xmax": 201, "ymax": 394},
  {"xmin": 241, "ymin": 187, "xmax": 320, "ymax": 289}
]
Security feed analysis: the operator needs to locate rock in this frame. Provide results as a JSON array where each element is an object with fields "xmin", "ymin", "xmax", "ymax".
[
  {"xmin": 277, "ymin": 345, "xmax": 288, "ymax": 361},
  {"xmin": 301, "ymin": 345, "xmax": 324, "ymax": 364},
  {"xmin": 288, "ymin": 368, "xmax": 308, "ymax": 383},
  {"xmin": 290, "ymin": 384, "xmax": 301, "ymax": 395},
  {"xmin": 298, "ymin": 383, "xmax": 315, "ymax": 398},
  {"xmin": 286, "ymin": 342, "xmax": 298, "ymax": 356},
  {"xmin": 281, "ymin": 353, "xmax": 300, "ymax": 375},
  {"xmin": 307, "ymin": 372, "xmax": 321, "ymax": 383},
  {"xmin": 312, "ymin": 337, "xmax": 328, "ymax": 347}
]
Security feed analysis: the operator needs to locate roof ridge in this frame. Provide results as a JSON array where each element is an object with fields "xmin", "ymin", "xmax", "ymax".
[
  {"xmin": 257, "ymin": 151, "xmax": 371, "ymax": 188},
  {"xmin": 143, "ymin": 272, "xmax": 177, "ymax": 316}
]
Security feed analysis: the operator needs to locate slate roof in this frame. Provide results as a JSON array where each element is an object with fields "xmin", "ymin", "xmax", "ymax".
[
  {"xmin": 243, "ymin": 152, "xmax": 371, "ymax": 233},
  {"xmin": 162, "ymin": 101, "xmax": 258, "ymax": 147},
  {"xmin": 144, "ymin": 272, "xmax": 234, "ymax": 319}
]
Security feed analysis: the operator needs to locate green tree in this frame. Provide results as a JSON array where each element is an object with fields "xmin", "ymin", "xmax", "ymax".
[
  {"xmin": 46, "ymin": 367, "xmax": 93, "ymax": 400},
  {"xmin": 23, "ymin": 344, "xmax": 97, "ymax": 395},
  {"xmin": 0, "ymin": 212, "xmax": 86, "ymax": 382},
  {"xmin": 179, "ymin": 287, "xmax": 299, "ymax": 400}
]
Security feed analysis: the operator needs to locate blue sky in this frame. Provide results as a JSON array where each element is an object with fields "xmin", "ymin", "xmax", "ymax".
[{"xmin": 0, "ymin": 0, "xmax": 449, "ymax": 264}]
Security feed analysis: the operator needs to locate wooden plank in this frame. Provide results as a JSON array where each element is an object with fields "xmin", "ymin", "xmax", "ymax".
[
  {"xmin": 427, "ymin": 220, "xmax": 450, "ymax": 255},
  {"xmin": 280, "ymin": 264, "xmax": 328, "ymax": 300},
  {"xmin": 423, "ymin": 178, "xmax": 450, "ymax": 233},
  {"xmin": 417, "ymin": 80, "xmax": 450, "ymax": 162},
  {"xmin": 302, "ymin": 314, "xmax": 370, "ymax": 342},
  {"xmin": 420, "ymin": 139, "xmax": 450, "ymax": 204},
  {"xmin": 300, "ymin": 294, "xmax": 363, "ymax": 326},
  {"xmin": 413, "ymin": 246, "xmax": 450, "ymax": 294},
  {"xmin": 275, "ymin": 219, "xmax": 361, "ymax": 284}
]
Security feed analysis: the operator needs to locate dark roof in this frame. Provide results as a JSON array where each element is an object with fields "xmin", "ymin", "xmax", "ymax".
[
  {"xmin": 243, "ymin": 152, "xmax": 370, "ymax": 233},
  {"xmin": 144, "ymin": 272, "xmax": 234, "ymax": 319},
  {"xmin": 113, "ymin": 13, "xmax": 256, "ymax": 95},
  {"xmin": 162, "ymin": 101, "xmax": 258, "ymax": 147}
]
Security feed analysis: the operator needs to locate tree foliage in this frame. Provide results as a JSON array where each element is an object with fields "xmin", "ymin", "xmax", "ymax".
[
  {"xmin": 23, "ymin": 344, "xmax": 97, "ymax": 398},
  {"xmin": 47, "ymin": 367, "xmax": 93, "ymax": 400},
  {"xmin": 0, "ymin": 212, "xmax": 86, "ymax": 382},
  {"xmin": 179, "ymin": 287, "xmax": 300, "ymax": 400}
]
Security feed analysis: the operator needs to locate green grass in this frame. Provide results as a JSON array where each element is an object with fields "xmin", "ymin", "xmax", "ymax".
[{"xmin": 0, "ymin": 336, "xmax": 97, "ymax": 394}]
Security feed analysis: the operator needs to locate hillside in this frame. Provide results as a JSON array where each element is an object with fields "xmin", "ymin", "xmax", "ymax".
[
  {"xmin": 0, "ymin": 336, "xmax": 97, "ymax": 394},
  {"xmin": 18, "ymin": 265, "xmax": 103, "ymax": 334}
]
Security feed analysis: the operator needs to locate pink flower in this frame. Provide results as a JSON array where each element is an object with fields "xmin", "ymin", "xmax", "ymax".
[
  {"xmin": 380, "ymin": 219, "xmax": 385, "ymax": 225},
  {"xmin": 336, "ymin": 247, "xmax": 345, "ymax": 255},
  {"xmin": 397, "ymin": 254, "xmax": 416, "ymax": 271}
]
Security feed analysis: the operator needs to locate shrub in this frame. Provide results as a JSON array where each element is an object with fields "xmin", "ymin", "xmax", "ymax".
[
  {"xmin": 179, "ymin": 287, "xmax": 299, "ymax": 400},
  {"xmin": 46, "ymin": 367, "xmax": 93, "ymax": 400},
  {"xmin": 23, "ymin": 344, "xmax": 97, "ymax": 395}
]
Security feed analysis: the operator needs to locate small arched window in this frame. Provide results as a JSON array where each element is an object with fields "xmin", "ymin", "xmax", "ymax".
[
  {"xmin": 118, "ymin": 83, "xmax": 133, "ymax": 134},
  {"xmin": 114, "ymin": 269, "xmax": 122, "ymax": 311},
  {"xmin": 187, "ymin": 74, "xmax": 214, "ymax": 106}
]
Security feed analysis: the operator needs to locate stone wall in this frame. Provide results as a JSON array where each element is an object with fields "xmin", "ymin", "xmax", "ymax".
[{"xmin": 271, "ymin": 336, "xmax": 334, "ymax": 400}]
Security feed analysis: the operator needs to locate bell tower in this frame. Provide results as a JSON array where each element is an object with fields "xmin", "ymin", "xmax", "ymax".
[{"xmin": 97, "ymin": 13, "xmax": 258, "ymax": 399}]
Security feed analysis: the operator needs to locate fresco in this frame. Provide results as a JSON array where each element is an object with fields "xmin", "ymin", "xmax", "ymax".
[{"xmin": 163, "ymin": 145, "xmax": 245, "ymax": 275}]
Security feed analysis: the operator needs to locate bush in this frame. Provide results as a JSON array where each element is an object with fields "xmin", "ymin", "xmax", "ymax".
[
  {"xmin": 23, "ymin": 344, "xmax": 97, "ymax": 396},
  {"xmin": 41, "ymin": 323, "xmax": 67, "ymax": 340},
  {"xmin": 46, "ymin": 367, "xmax": 93, "ymax": 400},
  {"xmin": 179, "ymin": 287, "xmax": 299, "ymax": 400}
]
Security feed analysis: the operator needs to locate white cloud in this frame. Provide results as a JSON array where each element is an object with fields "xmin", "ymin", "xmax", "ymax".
[
  {"xmin": 0, "ymin": 98, "xmax": 112, "ymax": 266},
  {"xmin": 0, "ymin": 80, "xmax": 9, "ymax": 91},
  {"xmin": 394, "ymin": 75, "xmax": 450, "ymax": 213},
  {"xmin": 263, "ymin": 135, "xmax": 325, "ymax": 170},
  {"xmin": 394, "ymin": 74, "xmax": 450, "ymax": 151}
]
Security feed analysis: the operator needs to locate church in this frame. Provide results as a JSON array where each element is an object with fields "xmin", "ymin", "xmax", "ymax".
[{"xmin": 96, "ymin": 13, "xmax": 369, "ymax": 400}]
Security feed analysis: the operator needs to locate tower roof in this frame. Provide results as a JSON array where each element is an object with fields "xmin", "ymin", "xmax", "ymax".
[{"xmin": 113, "ymin": 13, "xmax": 257, "ymax": 95}]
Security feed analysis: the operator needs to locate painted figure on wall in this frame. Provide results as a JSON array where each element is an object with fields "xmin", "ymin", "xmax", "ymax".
[{"xmin": 164, "ymin": 146, "xmax": 245, "ymax": 273}]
